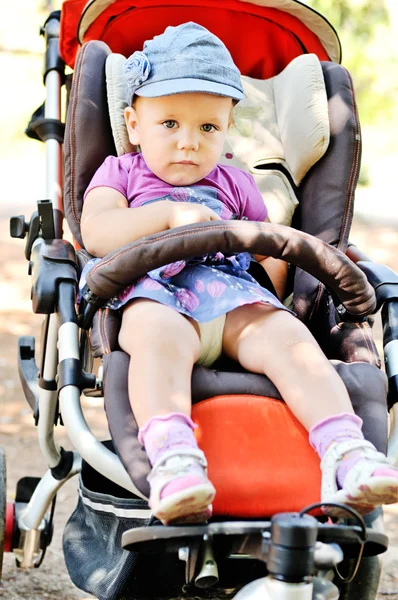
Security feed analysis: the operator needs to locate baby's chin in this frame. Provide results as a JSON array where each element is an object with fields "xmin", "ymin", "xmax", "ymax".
[{"xmin": 156, "ymin": 166, "xmax": 214, "ymax": 187}]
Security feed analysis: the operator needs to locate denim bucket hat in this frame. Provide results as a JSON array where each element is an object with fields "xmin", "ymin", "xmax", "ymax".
[{"xmin": 123, "ymin": 22, "xmax": 244, "ymax": 103}]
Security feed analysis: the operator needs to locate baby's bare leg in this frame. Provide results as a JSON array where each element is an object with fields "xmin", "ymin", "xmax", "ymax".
[
  {"xmin": 223, "ymin": 303, "xmax": 353, "ymax": 431},
  {"xmin": 119, "ymin": 299, "xmax": 201, "ymax": 427},
  {"xmin": 224, "ymin": 303, "xmax": 398, "ymax": 514},
  {"xmin": 118, "ymin": 299, "xmax": 215, "ymax": 524}
]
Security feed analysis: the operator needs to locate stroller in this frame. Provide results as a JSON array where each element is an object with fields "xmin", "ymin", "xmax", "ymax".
[{"xmin": 2, "ymin": 1, "xmax": 398, "ymax": 599}]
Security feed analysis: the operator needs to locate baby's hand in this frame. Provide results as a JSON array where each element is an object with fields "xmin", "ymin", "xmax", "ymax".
[{"xmin": 168, "ymin": 202, "xmax": 222, "ymax": 229}]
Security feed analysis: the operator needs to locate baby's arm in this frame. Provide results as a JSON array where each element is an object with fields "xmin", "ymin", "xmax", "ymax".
[
  {"xmin": 252, "ymin": 219, "xmax": 288, "ymax": 300},
  {"xmin": 81, "ymin": 187, "xmax": 172, "ymax": 257},
  {"xmin": 81, "ymin": 186, "xmax": 221, "ymax": 258},
  {"xmin": 257, "ymin": 256, "xmax": 288, "ymax": 300}
]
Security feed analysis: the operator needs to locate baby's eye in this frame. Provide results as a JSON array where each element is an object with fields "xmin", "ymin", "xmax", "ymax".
[
  {"xmin": 201, "ymin": 123, "xmax": 216, "ymax": 133},
  {"xmin": 162, "ymin": 120, "xmax": 178, "ymax": 129}
]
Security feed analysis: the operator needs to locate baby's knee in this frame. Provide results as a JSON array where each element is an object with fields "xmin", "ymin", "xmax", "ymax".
[
  {"xmin": 285, "ymin": 322, "xmax": 314, "ymax": 346},
  {"xmin": 277, "ymin": 313, "xmax": 318, "ymax": 350},
  {"xmin": 119, "ymin": 299, "xmax": 199, "ymax": 355},
  {"xmin": 119, "ymin": 299, "xmax": 165, "ymax": 351}
]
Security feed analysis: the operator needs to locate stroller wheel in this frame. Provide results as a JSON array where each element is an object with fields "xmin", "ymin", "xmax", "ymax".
[
  {"xmin": 0, "ymin": 447, "xmax": 6, "ymax": 579},
  {"xmin": 335, "ymin": 555, "xmax": 381, "ymax": 600}
]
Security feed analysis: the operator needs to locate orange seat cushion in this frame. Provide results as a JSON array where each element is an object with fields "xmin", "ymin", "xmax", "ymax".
[{"xmin": 192, "ymin": 395, "xmax": 321, "ymax": 517}]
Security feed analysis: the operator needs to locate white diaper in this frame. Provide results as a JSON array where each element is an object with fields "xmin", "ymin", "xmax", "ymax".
[{"xmin": 196, "ymin": 314, "xmax": 227, "ymax": 367}]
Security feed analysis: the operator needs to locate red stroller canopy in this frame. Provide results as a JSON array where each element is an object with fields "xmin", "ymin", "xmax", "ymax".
[{"xmin": 59, "ymin": 0, "xmax": 341, "ymax": 77}]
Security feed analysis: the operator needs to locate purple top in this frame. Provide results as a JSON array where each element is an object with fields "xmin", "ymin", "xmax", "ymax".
[
  {"xmin": 80, "ymin": 153, "xmax": 291, "ymax": 322},
  {"xmin": 84, "ymin": 152, "xmax": 268, "ymax": 222}
]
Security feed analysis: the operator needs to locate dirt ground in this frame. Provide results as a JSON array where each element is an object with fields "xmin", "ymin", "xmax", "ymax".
[{"xmin": 0, "ymin": 206, "xmax": 398, "ymax": 599}]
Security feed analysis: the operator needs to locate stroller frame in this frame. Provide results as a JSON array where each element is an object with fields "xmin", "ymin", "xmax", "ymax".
[{"xmin": 2, "ymin": 7, "xmax": 398, "ymax": 600}]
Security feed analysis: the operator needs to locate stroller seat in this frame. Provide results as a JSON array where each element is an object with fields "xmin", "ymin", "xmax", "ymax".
[
  {"xmin": 66, "ymin": 39, "xmax": 386, "ymax": 517},
  {"xmin": 54, "ymin": 34, "xmax": 390, "ymax": 598}
]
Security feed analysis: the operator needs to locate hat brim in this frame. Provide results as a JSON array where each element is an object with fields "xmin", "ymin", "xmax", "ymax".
[{"xmin": 135, "ymin": 78, "xmax": 244, "ymax": 101}]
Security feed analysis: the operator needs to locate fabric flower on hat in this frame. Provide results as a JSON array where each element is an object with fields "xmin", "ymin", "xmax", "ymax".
[{"xmin": 123, "ymin": 51, "xmax": 151, "ymax": 101}]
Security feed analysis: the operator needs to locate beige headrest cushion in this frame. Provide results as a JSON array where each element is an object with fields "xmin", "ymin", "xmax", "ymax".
[
  {"xmin": 106, "ymin": 53, "xmax": 329, "ymax": 225},
  {"xmin": 106, "ymin": 54, "xmax": 137, "ymax": 155}
]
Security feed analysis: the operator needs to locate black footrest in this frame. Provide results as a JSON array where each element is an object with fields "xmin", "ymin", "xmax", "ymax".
[
  {"xmin": 15, "ymin": 477, "xmax": 41, "ymax": 504},
  {"xmin": 122, "ymin": 520, "xmax": 388, "ymax": 559},
  {"xmin": 17, "ymin": 336, "xmax": 39, "ymax": 415}
]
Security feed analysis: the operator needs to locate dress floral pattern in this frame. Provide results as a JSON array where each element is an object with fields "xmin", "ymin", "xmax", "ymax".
[{"xmin": 79, "ymin": 251, "xmax": 291, "ymax": 322}]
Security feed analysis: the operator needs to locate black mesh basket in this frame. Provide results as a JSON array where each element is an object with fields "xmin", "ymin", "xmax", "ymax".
[
  {"xmin": 63, "ymin": 443, "xmax": 150, "ymax": 600},
  {"xmin": 62, "ymin": 444, "xmax": 269, "ymax": 600}
]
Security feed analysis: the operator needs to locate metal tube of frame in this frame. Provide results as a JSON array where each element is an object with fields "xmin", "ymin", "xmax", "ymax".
[
  {"xmin": 16, "ymin": 530, "xmax": 42, "ymax": 569},
  {"xmin": 57, "ymin": 321, "xmax": 147, "ymax": 500},
  {"xmin": 264, "ymin": 578, "xmax": 313, "ymax": 599},
  {"xmin": 44, "ymin": 70, "xmax": 63, "ymax": 219},
  {"xmin": 59, "ymin": 386, "xmax": 147, "ymax": 500},
  {"xmin": 18, "ymin": 453, "xmax": 81, "ymax": 531},
  {"xmin": 387, "ymin": 338, "xmax": 398, "ymax": 462},
  {"xmin": 38, "ymin": 313, "xmax": 62, "ymax": 468},
  {"xmin": 384, "ymin": 303, "xmax": 398, "ymax": 461},
  {"xmin": 385, "ymin": 340, "xmax": 398, "ymax": 381},
  {"xmin": 234, "ymin": 576, "xmax": 313, "ymax": 600},
  {"xmin": 388, "ymin": 403, "xmax": 398, "ymax": 461},
  {"xmin": 58, "ymin": 321, "xmax": 80, "ymax": 361}
]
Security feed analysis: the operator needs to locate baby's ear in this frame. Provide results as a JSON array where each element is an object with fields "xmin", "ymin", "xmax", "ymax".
[
  {"xmin": 228, "ymin": 101, "xmax": 237, "ymax": 129},
  {"xmin": 124, "ymin": 106, "xmax": 140, "ymax": 145}
]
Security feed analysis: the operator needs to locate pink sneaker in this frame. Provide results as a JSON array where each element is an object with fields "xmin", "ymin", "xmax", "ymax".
[
  {"xmin": 147, "ymin": 448, "xmax": 216, "ymax": 525},
  {"xmin": 320, "ymin": 439, "xmax": 398, "ymax": 516}
]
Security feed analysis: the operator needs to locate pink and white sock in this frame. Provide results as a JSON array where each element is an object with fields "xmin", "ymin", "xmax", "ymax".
[
  {"xmin": 138, "ymin": 413, "xmax": 206, "ymax": 500},
  {"xmin": 309, "ymin": 412, "xmax": 398, "ymax": 488}
]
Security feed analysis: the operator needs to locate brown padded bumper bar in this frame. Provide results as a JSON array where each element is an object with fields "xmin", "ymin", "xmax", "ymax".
[{"xmin": 85, "ymin": 221, "xmax": 376, "ymax": 317}]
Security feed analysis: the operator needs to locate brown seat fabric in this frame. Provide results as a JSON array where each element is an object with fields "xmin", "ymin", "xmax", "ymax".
[
  {"xmin": 293, "ymin": 61, "xmax": 361, "ymax": 323},
  {"xmin": 64, "ymin": 41, "xmax": 117, "ymax": 248}
]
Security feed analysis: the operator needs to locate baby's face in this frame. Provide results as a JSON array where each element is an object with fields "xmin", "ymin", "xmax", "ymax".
[{"xmin": 125, "ymin": 93, "xmax": 232, "ymax": 186}]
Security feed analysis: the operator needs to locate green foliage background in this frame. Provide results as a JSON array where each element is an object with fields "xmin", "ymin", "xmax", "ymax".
[{"xmin": 308, "ymin": 0, "xmax": 398, "ymax": 126}]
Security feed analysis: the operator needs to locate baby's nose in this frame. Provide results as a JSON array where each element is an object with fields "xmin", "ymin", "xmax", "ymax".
[{"xmin": 177, "ymin": 129, "xmax": 199, "ymax": 151}]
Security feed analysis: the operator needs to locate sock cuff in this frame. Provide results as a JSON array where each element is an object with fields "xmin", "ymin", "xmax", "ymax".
[
  {"xmin": 310, "ymin": 412, "xmax": 363, "ymax": 434},
  {"xmin": 138, "ymin": 412, "xmax": 196, "ymax": 445},
  {"xmin": 309, "ymin": 412, "xmax": 364, "ymax": 456}
]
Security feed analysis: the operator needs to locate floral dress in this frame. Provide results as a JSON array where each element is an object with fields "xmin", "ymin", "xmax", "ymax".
[{"xmin": 79, "ymin": 250, "xmax": 290, "ymax": 322}]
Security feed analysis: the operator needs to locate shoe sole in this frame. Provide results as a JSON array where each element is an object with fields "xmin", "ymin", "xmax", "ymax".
[
  {"xmin": 152, "ymin": 482, "xmax": 216, "ymax": 525},
  {"xmin": 323, "ymin": 476, "xmax": 398, "ymax": 517}
]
